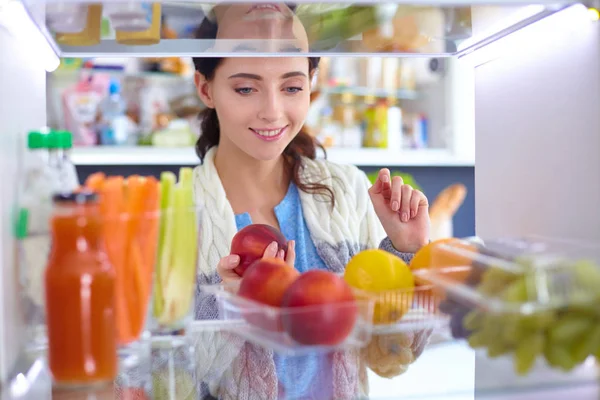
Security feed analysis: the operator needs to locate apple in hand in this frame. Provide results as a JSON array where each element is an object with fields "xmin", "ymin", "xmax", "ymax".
[
  {"xmin": 231, "ymin": 224, "xmax": 288, "ymax": 276},
  {"xmin": 238, "ymin": 258, "xmax": 299, "ymax": 331},
  {"xmin": 281, "ymin": 270, "xmax": 358, "ymax": 346}
]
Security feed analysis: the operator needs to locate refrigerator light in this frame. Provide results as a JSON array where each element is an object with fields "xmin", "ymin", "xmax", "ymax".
[
  {"xmin": 589, "ymin": 8, "xmax": 600, "ymax": 21},
  {"xmin": 460, "ymin": 4, "xmax": 592, "ymax": 68},
  {"xmin": 0, "ymin": 1, "xmax": 60, "ymax": 72}
]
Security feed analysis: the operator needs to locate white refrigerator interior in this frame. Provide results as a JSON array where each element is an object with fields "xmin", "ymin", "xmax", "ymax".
[
  {"xmin": 0, "ymin": 23, "xmax": 47, "ymax": 384},
  {"xmin": 474, "ymin": 4, "xmax": 600, "ymax": 243}
]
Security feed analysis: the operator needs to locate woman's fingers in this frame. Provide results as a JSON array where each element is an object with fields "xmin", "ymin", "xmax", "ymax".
[
  {"xmin": 369, "ymin": 168, "xmax": 392, "ymax": 196},
  {"xmin": 217, "ymin": 254, "xmax": 241, "ymax": 283},
  {"xmin": 410, "ymin": 189, "xmax": 424, "ymax": 218},
  {"xmin": 285, "ymin": 240, "xmax": 296, "ymax": 268},
  {"xmin": 400, "ymin": 184, "xmax": 413, "ymax": 222},
  {"xmin": 390, "ymin": 176, "xmax": 404, "ymax": 212},
  {"xmin": 262, "ymin": 241, "xmax": 279, "ymax": 259}
]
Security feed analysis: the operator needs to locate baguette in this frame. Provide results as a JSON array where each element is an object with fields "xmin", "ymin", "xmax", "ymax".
[{"xmin": 429, "ymin": 183, "xmax": 467, "ymax": 221}]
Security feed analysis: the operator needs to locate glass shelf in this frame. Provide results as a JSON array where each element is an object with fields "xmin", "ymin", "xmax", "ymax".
[
  {"xmin": 3, "ymin": 339, "xmax": 598, "ymax": 399},
  {"xmin": 22, "ymin": 1, "xmax": 581, "ymax": 58}
]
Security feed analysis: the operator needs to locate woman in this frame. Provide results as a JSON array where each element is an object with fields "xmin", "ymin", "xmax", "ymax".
[{"xmin": 192, "ymin": 4, "xmax": 431, "ymax": 399}]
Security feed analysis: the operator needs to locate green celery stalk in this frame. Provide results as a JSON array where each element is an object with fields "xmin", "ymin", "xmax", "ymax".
[
  {"xmin": 158, "ymin": 184, "xmax": 198, "ymax": 324},
  {"xmin": 153, "ymin": 171, "xmax": 176, "ymax": 319}
]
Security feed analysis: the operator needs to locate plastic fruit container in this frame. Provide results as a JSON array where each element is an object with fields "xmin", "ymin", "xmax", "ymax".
[
  {"xmin": 200, "ymin": 283, "xmax": 375, "ymax": 356},
  {"xmin": 414, "ymin": 235, "xmax": 600, "ymax": 376},
  {"xmin": 366, "ymin": 284, "xmax": 450, "ymax": 335}
]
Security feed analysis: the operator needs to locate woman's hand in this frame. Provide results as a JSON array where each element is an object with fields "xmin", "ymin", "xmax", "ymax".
[
  {"xmin": 368, "ymin": 168, "xmax": 430, "ymax": 253},
  {"xmin": 218, "ymin": 240, "xmax": 296, "ymax": 284}
]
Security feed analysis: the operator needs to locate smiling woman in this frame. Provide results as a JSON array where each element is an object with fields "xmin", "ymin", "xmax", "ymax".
[{"xmin": 189, "ymin": 3, "xmax": 432, "ymax": 400}]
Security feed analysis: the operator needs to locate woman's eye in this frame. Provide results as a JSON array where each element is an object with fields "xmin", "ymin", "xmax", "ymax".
[
  {"xmin": 235, "ymin": 88, "xmax": 254, "ymax": 95},
  {"xmin": 285, "ymin": 87, "xmax": 303, "ymax": 94}
]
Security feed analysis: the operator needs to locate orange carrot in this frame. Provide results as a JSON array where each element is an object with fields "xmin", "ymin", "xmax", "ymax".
[
  {"xmin": 129, "ymin": 242, "xmax": 146, "ymax": 339},
  {"xmin": 85, "ymin": 172, "xmax": 106, "ymax": 192},
  {"xmin": 123, "ymin": 176, "xmax": 150, "ymax": 339},
  {"xmin": 100, "ymin": 176, "xmax": 131, "ymax": 344},
  {"xmin": 140, "ymin": 177, "xmax": 160, "ymax": 298}
]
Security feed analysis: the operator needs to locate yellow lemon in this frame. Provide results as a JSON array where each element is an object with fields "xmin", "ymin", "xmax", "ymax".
[{"xmin": 344, "ymin": 249, "xmax": 415, "ymax": 325}]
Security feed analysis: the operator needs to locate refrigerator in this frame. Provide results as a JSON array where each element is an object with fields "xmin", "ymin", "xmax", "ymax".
[{"xmin": 0, "ymin": 1, "xmax": 599, "ymax": 398}]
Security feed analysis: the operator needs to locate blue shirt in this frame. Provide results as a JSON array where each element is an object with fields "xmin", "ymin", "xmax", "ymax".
[{"xmin": 234, "ymin": 182, "xmax": 332, "ymax": 399}]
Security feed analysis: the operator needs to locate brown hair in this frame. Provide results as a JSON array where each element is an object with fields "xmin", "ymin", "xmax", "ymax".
[{"xmin": 191, "ymin": 11, "xmax": 335, "ymax": 207}]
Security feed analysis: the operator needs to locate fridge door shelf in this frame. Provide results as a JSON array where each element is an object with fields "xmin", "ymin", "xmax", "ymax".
[{"xmin": 17, "ymin": 0, "xmax": 586, "ymax": 58}]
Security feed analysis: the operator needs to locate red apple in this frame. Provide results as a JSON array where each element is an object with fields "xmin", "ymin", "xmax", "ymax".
[
  {"xmin": 238, "ymin": 258, "xmax": 299, "ymax": 331},
  {"xmin": 231, "ymin": 224, "xmax": 288, "ymax": 276},
  {"xmin": 281, "ymin": 270, "xmax": 358, "ymax": 346}
]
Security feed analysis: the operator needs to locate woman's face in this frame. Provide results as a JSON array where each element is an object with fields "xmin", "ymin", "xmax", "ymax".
[{"xmin": 196, "ymin": 57, "xmax": 313, "ymax": 161}]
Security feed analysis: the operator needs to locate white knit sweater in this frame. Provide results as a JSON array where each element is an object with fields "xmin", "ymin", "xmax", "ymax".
[{"xmin": 191, "ymin": 147, "xmax": 428, "ymax": 400}]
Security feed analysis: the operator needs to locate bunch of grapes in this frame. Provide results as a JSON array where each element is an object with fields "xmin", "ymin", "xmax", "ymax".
[
  {"xmin": 465, "ymin": 258, "xmax": 600, "ymax": 375},
  {"xmin": 437, "ymin": 244, "xmax": 504, "ymax": 339}
]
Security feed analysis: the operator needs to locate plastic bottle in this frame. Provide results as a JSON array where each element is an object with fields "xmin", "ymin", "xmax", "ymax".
[
  {"xmin": 47, "ymin": 131, "xmax": 80, "ymax": 194},
  {"xmin": 18, "ymin": 130, "xmax": 56, "ymax": 353},
  {"xmin": 99, "ymin": 80, "xmax": 129, "ymax": 146},
  {"xmin": 387, "ymin": 98, "xmax": 403, "ymax": 151}
]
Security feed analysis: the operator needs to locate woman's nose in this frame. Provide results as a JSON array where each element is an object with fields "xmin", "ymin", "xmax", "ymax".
[{"xmin": 257, "ymin": 91, "xmax": 283, "ymax": 123}]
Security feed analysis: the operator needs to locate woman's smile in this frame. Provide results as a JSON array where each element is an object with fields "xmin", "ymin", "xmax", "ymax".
[{"xmin": 250, "ymin": 126, "xmax": 288, "ymax": 141}]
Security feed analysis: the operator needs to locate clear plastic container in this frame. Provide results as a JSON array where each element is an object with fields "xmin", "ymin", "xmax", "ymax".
[
  {"xmin": 415, "ymin": 235, "xmax": 600, "ymax": 376},
  {"xmin": 105, "ymin": 2, "xmax": 154, "ymax": 32},
  {"xmin": 200, "ymin": 283, "xmax": 375, "ymax": 356},
  {"xmin": 46, "ymin": 2, "xmax": 89, "ymax": 33},
  {"xmin": 369, "ymin": 284, "xmax": 449, "ymax": 335}
]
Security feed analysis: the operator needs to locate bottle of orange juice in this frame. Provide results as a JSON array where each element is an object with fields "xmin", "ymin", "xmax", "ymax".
[{"xmin": 45, "ymin": 192, "xmax": 117, "ymax": 387}]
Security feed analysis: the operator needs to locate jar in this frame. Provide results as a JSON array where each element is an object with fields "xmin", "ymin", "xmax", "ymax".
[{"xmin": 45, "ymin": 192, "xmax": 118, "ymax": 387}]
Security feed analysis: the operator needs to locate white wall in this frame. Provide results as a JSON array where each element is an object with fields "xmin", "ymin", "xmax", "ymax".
[
  {"xmin": 0, "ymin": 25, "xmax": 47, "ymax": 382},
  {"xmin": 474, "ymin": 5, "xmax": 600, "ymax": 242}
]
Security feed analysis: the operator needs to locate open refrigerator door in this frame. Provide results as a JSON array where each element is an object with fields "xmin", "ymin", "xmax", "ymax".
[{"xmin": 0, "ymin": 0, "xmax": 50, "ymax": 387}]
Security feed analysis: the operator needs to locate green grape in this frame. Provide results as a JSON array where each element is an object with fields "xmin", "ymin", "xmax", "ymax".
[
  {"xmin": 571, "ymin": 324, "xmax": 600, "ymax": 364},
  {"xmin": 501, "ymin": 278, "xmax": 529, "ymax": 303},
  {"xmin": 514, "ymin": 332, "xmax": 544, "ymax": 376},
  {"xmin": 488, "ymin": 341, "xmax": 511, "ymax": 358},
  {"xmin": 478, "ymin": 267, "xmax": 518, "ymax": 296},
  {"xmin": 500, "ymin": 314, "xmax": 522, "ymax": 347},
  {"xmin": 572, "ymin": 260, "xmax": 600, "ymax": 289},
  {"xmin": 518, "ymin": 311, "xmax": 557, "ymax": 332},
  {"xmin": 468, "ymin": 331, "xmax": 488, "ymax": 348},
  {"xmin": 480, "ymin": 314, "xmax": 505, "ymax": 343},
  {"xmin": 568, "ymin": 304, "xmax": 600, "ymax": 319},
  {"xmin": 548, "ymin": 314, "xmax": 594, "ymax": 343},
  {"xmin": 463, "ymin": 310, "xmax": 484, "ymax": 331},
  {"xmin": 544, "ymin": 342, "xmax": 576, "ymax": 372}
]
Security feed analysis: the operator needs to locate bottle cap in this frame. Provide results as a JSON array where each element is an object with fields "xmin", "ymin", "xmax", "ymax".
[
  {"xmin": 47, "ymin": 130, "xmax": 73, "ymax": 149},
  {"xmin": 109, "ymin": 79, "xmax": 121, "ymax": 95},
  {"xmin": 27, "ymin": 130, "xmax": 49, "ymax": 149},
  {"xmin": 56, "ymin": 130, "xmax": 73, "ymax": 149},
  {"xmin": 47, "ymin": 131, "xmax": 60, "ymax": 149}
]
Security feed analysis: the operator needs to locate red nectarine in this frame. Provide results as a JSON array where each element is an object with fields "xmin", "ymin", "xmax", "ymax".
[
  {"xmin": 281, "ymin": 270, "xmax": 358, "ymax": 346},
  {"xmin": 231, "ymin": 224, "xmax": 288, "ymax": 276},
  {"xmin": 238, "ymin": 258, "xmax": 299, "ymax": 332}
]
